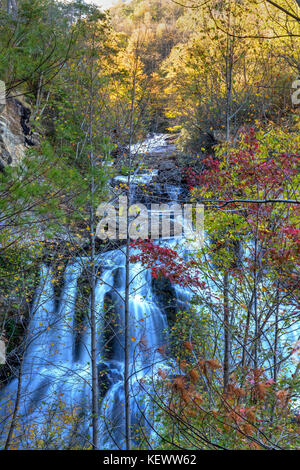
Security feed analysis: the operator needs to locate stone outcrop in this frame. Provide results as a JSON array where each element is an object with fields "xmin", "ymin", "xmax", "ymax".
[{"xmin": 0, "ymin": 97, "xmax": 35, "ymax": 170}]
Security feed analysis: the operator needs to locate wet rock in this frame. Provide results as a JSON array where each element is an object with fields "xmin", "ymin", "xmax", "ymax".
[
  {"xmin": 16, "ymin": 99, "xmax": 35, "ymax": 146},
  {"xmin": 152, "ymin": 277, "xmax": 177, "ymax": 326},
  {"xmin": 157, "ymin": 159, "xmax": 181, "ymax": 185}
]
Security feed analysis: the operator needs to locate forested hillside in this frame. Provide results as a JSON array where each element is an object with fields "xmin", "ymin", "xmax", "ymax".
[{"xmin": 0, "ymin": 0, "xmax": 299, "ymax": 452}]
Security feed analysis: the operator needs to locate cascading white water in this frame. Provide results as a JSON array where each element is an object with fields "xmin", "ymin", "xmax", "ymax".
[
  {"xmin": 0, "ymin": 241, "xmax": 186, "ymax": 449},
  {"xmin": 0, "ymin": 134, "xmax": 188, "ymax": 450}
]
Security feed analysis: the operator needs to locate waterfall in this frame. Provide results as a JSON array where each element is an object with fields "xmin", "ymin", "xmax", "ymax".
[
  {"xmin": 0, "ymin": 242, "xmax": 179, "ymax": 449},
  {"xmin": 0, "ymin": 134, "xmax": 187, "ymax": 450}
]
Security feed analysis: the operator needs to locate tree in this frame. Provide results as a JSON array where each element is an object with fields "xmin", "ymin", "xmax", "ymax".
[
  {"xmin": 161, "ymin": 0, "xmax": 299, "ymax": 151},
  {"xmin": 132, "ymin": 127, "xmax": 299, "ymax": 449}
]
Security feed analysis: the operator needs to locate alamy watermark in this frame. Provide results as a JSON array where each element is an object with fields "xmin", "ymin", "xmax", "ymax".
[
  {"xmin": 0, "ymin": 339, "xmax": 5, "ymax": 365},
  {"xmin": 96, "ymin": 197, "xmax": 204, "ymax": 246},
  {"xmin": 0, "ymin": 80, "xmax": 5, "ymax": 113},
  {"xmin": 291, "ymin": 78, "xmax": 300, "ymax": 105}
]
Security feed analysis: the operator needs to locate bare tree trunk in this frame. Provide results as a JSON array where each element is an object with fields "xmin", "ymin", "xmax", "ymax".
[
  {"xmin": 88, "ymin": 35, "xmax": 98, "ymax": 451},
  {"xmin": 90, "ymin": 196, "xmax": 98, "ymax": 450},
  {"xmin": 223, "ymin": 270, "xmax": 230, "ymax": 392},
  {"xmin": 4, "ymin": 354, "xmax": 23, "ymax": 450},
  {"xmin": 273, "ymin": 284, "xmax": 280, "ymax": 383},
  {"xmin": 225, "ymin": 3, "xmax": 233, "ymax": 142},
  {"xmin": 241, "ymin": 301, "xmax": 251, "ymax": 369},
  {"xmin": 7, "ymin": 0, "xmax": 18, "ymax": 19},
  {"xmin": 124, "ymin": 58, "xmax": 137, "ymax": 450},
  {"xmin": 253, "ymin": 235, "xmax": 259, "ymax": 371},
  {"xmin": 124, "ymin": 232, "xmax": 131, "ymax": 450}
]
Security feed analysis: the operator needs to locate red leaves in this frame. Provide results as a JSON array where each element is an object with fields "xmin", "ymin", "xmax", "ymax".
[
  {"xmin": 282, "ymin": 225, "xmax": 300, "ymax": 241},
  {"xmin": 182, "ymin": 167, "xmax": 203, "ymax": 187},
  {"xmin": 194, "ymin": 130, "xmax": 299, "ymax": 203},
  {"xmin": 130, "ymin": 240, "xmax": 207, "ymax": 289},
  {"xmin": 191, "ymin": 129, "xmax": 300, "ymax": 288}
]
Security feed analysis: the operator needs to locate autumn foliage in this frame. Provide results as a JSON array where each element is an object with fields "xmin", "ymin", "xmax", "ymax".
[{"xmin": 130, "ymin": 240, "xmax": 206, "ymax": 289}]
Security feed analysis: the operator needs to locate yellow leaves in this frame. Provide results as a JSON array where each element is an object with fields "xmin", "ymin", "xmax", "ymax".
[
  {"xmin": 166, "ymin": 125, "xmax": 181, "ymax": 132},
  {"xmin": 131, "ymin": 336, "xmax": 136, "ymax": 342},
  {"xmin": 258, "ymin": 223, "xmax": 270, "ymax": 233}
]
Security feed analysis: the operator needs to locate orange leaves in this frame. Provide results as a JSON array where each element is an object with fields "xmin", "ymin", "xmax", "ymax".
[
  {"xmin": 169, "ymin": 374, "xmax": 200, "ymax": 408},
  {"xmin": 245, "ymin": 368, "xmax": 275, "ymax": 402},
  {"xmin": 223, "ymin": 405, "xmax": 258, "ymax": 441},
  {"xmin": 193, "ymin": 393, "xmax": 203, "ymax": 405},
  {"xmin": 157, "ymin": 345, "xmax": 166, "ymax": 356},
  {"xmin": 276, "ymin": 389, "xmax": 289, "ymax": 407},
  {"xmin": 226, "ymin": 384, "xmax": 246, "ymax": 399},
  {"xmin": 186, "ymin": 408, "xmax": 197, "ymax": 417},
  {"xmin": 235, "ymin": 387, "xmax": 246, "ymax": 399},
  {"xmin": 244, "ymin": 409, "xmax": 256, "ymax": 422},
  {"xmin": 183, "ymin": 341, "xmax": 193, "ymax": 352},
  {"xmin": 172, "ymin": 375, "xmax": 186, "ymax": 393},
  {"xmin": 138, "ymin": 336, "xmax": 148, "ymax": 348},
  {"xmin": 178, "ymin": 360, "xmax": 188, "ymax": 371},
  {"xmin": 256, "ymin": 382, "xmax": 268, "ymax": 400},
  {"xmin": 198, "ymin": 359, "xmax": 206, "ymax": 373},
  {"xmin": 240, "ymin": 422, "xmax": 255, "ymax": 437},
  {"xmin": 206, "ymin": 359, "xmax": 222, "ymax": 370},
  {"xmin": 189, "ymin": 368, "xmax": 199, "ymax": 383},
  {"xmin": 249, "ymin": 441, "xmax": 261, "ymax": 450},
  {"xmin": 181, "ymin": 390, "xmax": 192, "ymax": 404},
  {"xmin": 198, "ymin": 358, "xmax": 222, "ymax": 377},
  {"xmin": 157, "ymin": 368, "xmax": 167, "ymax": 380},
  {"xmin": 164, "ymin": 350, "xmax": 295, "ymax": 450}
]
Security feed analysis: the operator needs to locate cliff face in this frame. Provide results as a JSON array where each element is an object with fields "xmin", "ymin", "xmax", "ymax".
[{"xmin": 0, "ymin": 97, "xmax": 35, "ymax": 170}]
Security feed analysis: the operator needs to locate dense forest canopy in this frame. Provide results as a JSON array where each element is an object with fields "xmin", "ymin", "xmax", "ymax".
[{"xmin": 0, "ymin": 0, "xmax": 299, "ymax": 452}]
